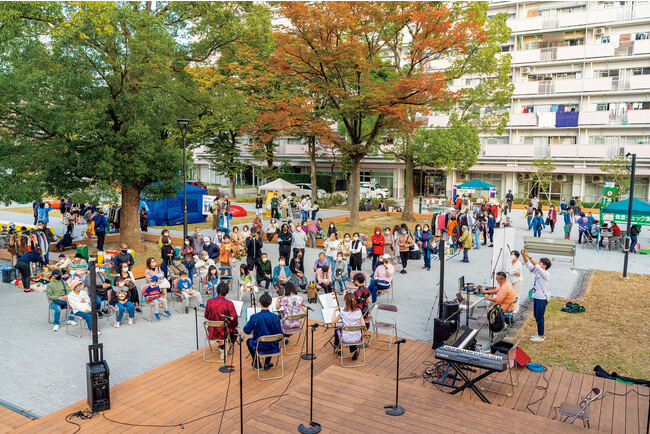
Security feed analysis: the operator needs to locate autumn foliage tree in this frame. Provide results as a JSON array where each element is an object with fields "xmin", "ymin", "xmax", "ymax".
[{"xmin": 275, "ymin": 1, "xmax": 505, "ymax": 225}]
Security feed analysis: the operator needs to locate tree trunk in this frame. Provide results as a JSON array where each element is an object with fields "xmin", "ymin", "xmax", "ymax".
[
  {"xmin": 401, "ymin": 132, "xmax": 417, "ymax": 222},
  {"xmin": 330, "ymin": 164, "xmax": 336, "ymax": 193},
  {"xmin": 349, "ymin": 155, "xmax": 361, "ymax": 227},
  {"xmin": 309, "ymin": 138, "xmax": 318, "ymax": 200},
  {"xmin": 120, "ymin": 184, "xmax": 144, "ymax": 250},
  {"xmin": 229, "ymin": 174, "xmax": 237, "ymax": 198}
]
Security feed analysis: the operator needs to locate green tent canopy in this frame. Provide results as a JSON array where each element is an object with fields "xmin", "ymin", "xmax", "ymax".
[
  {"xmin": 456, "ymin": 179, "xmax": 496, "ymax": 190},
  {"xmin": 603, "ymin": 197, "xmax": 650, "ymax": 226}
]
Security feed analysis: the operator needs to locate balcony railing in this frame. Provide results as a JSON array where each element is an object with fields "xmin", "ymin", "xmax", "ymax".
[
  {"xmin": 481, "ymin": 143, "xmax": 650, "ymax": 159},
  {"xmin": 510, "ymin": 112, "xmax": 538, "ymax": 127},
  {"xmin": 513, "ymin": 4, "xmax": 643, "ymax": 33},
  {"xmin": 627, "ymin": 110, "xmax": 650, "ymax": 125}
]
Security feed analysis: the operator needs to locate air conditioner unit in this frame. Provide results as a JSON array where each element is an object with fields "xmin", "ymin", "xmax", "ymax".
[
  {"xmin": 556, "ymin": 174, "xmax": 566, "ymax": 182},
  {"xmin": 591, "ymin": 175, "xmax": 603, "ymax": 183},
  {"xmin": 518, "ymin": 173, "xmax": 533, "ymax": 181},
  {"xmin": 458, "ymin": 173, "xmax": 470, "ymax": 181},
  {"xmin": 521, "ymin": 66, "xmax": 530, "ymax": 74},
  {"xmin": 594, "ymin": 27, "xmax": 605, "ymax": 36}
]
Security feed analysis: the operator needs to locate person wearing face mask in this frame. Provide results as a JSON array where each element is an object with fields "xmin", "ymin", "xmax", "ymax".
[
  {"xmin": 308, "ymin": 218, "xmax": 324, "ymax": 248},
  {"xmin": 256, "ymin": 253, "xmax": 273, "ymax": 290},
  {"xmin": 333, "ymin": 252, "xmax": 348, "ymax": 293},
  {"xmin": 218, "ymin": 209, "xmax": 232, "ymax": 235},
  {"xmin": 278, "ymin": 223, "xmax": 292, "ymax": 263},
  {"xmin": 396, "ymin": 225, "xmax": 414, "ymax": 274},
  {"xmin": 459, "ymin": 225, "xmax": 472, "ymax": 263},
  {"xmin": 201, "ymin": 236, "xmax": 220, "ymax": 261},
  {"xmin": 289, "ymin": 251, "xmax": 307, "ymax": 292},
  {"xmin": 382, "ymin": 228, "xmax": 395, "ymax": 266},
  {"xmin": 349, "ymin": 233, "xmax": 363, "ymax": 271},
  {"xmin": 327, "ymin": 222, "xmax": 337, "ymax": 238},
  {"xmin": 196, "ymin": 251, "xmax": 216, "ymax": 281},
  {"xmin": 160, "ymin": 235, "xmax": 175, "ymax": 278},
  {"xmin": 323, "ymin": 233, "xmax": 341, "ymax": 270},
  {"xmin": 340, "ymin": 233, "xmax": 352, "ymax": 262},
  {"xmin": 205, "ymin": 265, "xmax": 220, "ymax": 298},
  {"xmin": 112, "ymin": 277, "xmax": 135, "ymax": 327},
  {"xmin": 230, "ymin": 226, "xmax": 245, "ymax": 258},
  {"xmin": 67, "ymin": 280, "xmax": 102, "ymax": 336},
  {"xmin": 367, "ymin": 254, "xmax": 394, "ymax": 303},
  {"xmin": 191, "ymin": 227, "xmax": 204, "ymax": 254},
  {"xmin": 315, "ymin": 264, "xmax": 333, "ymax": 294},
  {"xmin": 113, "ymin": 243, "xmax": 134, "ymax": 273},
  {"xmin": 219, "ymin": 234, "xmax": 234, "ymax": 276},
  {"xmin": 116, "ymin": 262, "xmax": 141, "ymax": 312},
  {"xmin": 246, "ymin": 230, "xmax": 263, "ymax": 272},
  {"xmin": 145, "ymin": 257, "xmax": 171, "ymax": 295},
  {"xmin": 46, "ymin": 269, "xmax": 74, "ymax": 331},
  {"xmin": 291, "ymin": 224, "xmax": 306, "ymax": 262},
  {"xmin": 370, "ymin": 226, "xmax": 385, "ymax": 272},
  {"xmin": 167, "ymin": 256, "xmax": 189, "ymax": 282},
  {"xmin": 213, "ymin": 229, "xmax": 225, "ymax": 245},
  {"xmin": 158, "ymin": 229, "xmax": 170, "ymax": 248},
  {"xmin": 180, "ymin": 236, "xmax": 197, "ymax": 285},
  {"xmin": 272, "ymin": 257, "xmax": 292, "ymax": 296},
  {"xmin": 413, "ymin": 225, "xmax": 424, "ymax": 250},
  {"xmin": 265, "ymin": 219, "xmax": 278, "ymax": 243},
  {"xmin": 419, "ymin": 224, "xmax": 433, "ymax": 270},
  {"xmin": 506, "ymin": 250, "xmax": 524, "ymax": 309}
]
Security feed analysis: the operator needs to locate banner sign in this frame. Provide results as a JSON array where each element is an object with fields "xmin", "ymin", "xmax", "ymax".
[
  {"xmin": 613, "ymin": 213, "xmax": 650, "ymax": 226},
  {"xmin": 202, "ymin": 195, "xmax": 216, "ymax": 215},
  {"xmin": 599, "ymin": 182, "xmax": 618, "ymax": 222}
]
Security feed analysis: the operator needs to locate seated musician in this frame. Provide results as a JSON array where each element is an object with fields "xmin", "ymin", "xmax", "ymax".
[
  {"xmin": 243, "ymin": 292, "xmax": 284, "ymax": 370},
  {"xmin": 344, "ymin": 273, "xmax": 370, "ymax": 327},
  {"xmin": 480, "ymin": 271, "xmax": 516, "ymax": 312}
]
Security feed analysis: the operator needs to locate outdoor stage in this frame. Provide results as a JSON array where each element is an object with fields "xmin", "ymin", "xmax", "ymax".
[{"xmin": 10, "ymin": 322, "xmax": 648, "ymax": 433}]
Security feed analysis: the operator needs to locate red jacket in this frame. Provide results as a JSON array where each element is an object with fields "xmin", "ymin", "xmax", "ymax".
[
  {"xmin": 205, "ymin": 295, "xmax": 238, "ymax": 340},
  {"xmin": 371, "ymin": 227, "xmax": 385, "ymax": 255},
  {"xmin": 548, "ymin": 208, "xmax": 557, "ymax": 223}
]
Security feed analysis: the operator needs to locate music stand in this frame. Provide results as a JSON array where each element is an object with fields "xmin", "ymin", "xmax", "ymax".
[{"xmin": 218, "ymin": 317, "xmax": 235, "ymax": 373}]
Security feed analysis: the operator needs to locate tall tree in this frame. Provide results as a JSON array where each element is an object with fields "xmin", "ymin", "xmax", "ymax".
[
  {"xmin": 531, "ymin": 156, "xmax": 557, "ymax": 204},
  {"xmin": 275, "ymin": 1, "xmax": 505, "ymax": 226},
  {"xmin": 0, "ymin": 2, "xmax": 266, "ymax": 248},
  {"xmin": 600, "ymin": 156, "xmax": 631, "ymax": 197}
]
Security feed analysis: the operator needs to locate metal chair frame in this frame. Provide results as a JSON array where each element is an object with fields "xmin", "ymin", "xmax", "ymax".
[
  {"xmin": 282, "ymin": 313, "xmax": 307, "ymax": 355},
  {"xmin": 338, "ymin": 324, "xmax": 367, "ymax": 368},
  {"xmin": 255, "ymin": 334, "xmax": 285, "ymax": 381},
  {"xmin": 369, "ymin": 304, "xmax": 398, "ymax": 351},
  {"xmin": 203, "ymin": 320, "xmax": 230, "ymax": 363},
  {"xmin": 65, "ymin": 299, "xmax": 85, "ymax": 338},
  {"xmin": 48, "ymin": 295, "xmax": 68, "ymax": 324},
  {"xmin": 479, "ymin": 339, "xmax": 520, "ymax": 397},
  {"xmin": 558, "ymin": 387, "xmax": 602, "ymax": 427}
]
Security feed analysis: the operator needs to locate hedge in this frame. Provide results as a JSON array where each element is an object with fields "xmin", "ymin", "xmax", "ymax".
[{"xmin": 277, "ymin": 172, "xmax": 334, "ymax": 193}]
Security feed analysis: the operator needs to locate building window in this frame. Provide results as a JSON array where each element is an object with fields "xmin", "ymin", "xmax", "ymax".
[{"xmin": 480, "ymin": 136, "xmax": 509, "ymax": 145}]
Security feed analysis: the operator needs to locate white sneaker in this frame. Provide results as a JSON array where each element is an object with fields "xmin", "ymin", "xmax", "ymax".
[
  {"xmin": 52, "ymin": 325, "xmax": 60, "ymax": 332},
  {"xmin": 67, "ymin": 320, "xmax": 77, "ymax": 326},
  {"xmin": 114, "ymin": 322, "xmax": 120, "ymax": 328},
  {"xmin": 530, "ymin": 335, "xmax": 546, "ymax": 342},
  {"xmin": 128, "ymin": 318, "xmax": 133, "ymax": 325},
  {"xmin": 90, "ymin": 330, "xmax": 102, "ymax": 336}
]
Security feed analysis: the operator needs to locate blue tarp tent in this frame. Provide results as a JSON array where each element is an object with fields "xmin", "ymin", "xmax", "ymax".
[{"xmin": 142, "ymin": 183, "xmax": 208, "ymax": 226}]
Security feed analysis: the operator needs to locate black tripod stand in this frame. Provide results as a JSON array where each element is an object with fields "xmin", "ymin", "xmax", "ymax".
[
  {"xmin": 298, "ymin": 323, "xmax": 321, "ymax": 433},
  {"xmin": 301, "ymin": 308, "xmax": 315, "ymax": 361},
  {"xmin": 219, "ymin": 314, "xmax": 235, "ymax": 373},
  {"xmin": 237, "ymin": 334, "xmax": 244, "ymax": 433},
  {"xmin": 384, "ymin": 339, "xmax": 406, "ymax": 416}
]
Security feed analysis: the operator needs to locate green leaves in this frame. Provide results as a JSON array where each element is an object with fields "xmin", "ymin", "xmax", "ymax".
[{"xmin": 413, "ymin": 120, "xmax": 481, "ymax": 173}]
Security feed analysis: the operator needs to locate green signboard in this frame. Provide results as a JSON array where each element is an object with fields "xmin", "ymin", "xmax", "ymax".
[
  {"xmin": 613, "ymin": 213, "xmax": 650, "ymax": 226},
  {"xmin": 600, "ymin": 182, "xmax": 618, "ymax": 223}
]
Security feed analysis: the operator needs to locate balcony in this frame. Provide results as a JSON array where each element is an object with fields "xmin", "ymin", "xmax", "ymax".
[
  {"xmin": 627, "ymin": 110, "xmax": 650, "ymax": 125},
  {"xmin": 578, "ymin": 145, "xmax": 607, "ymax": 158},
  {"xmin": 482, "ymin": 144, "xmax": 510, "ymax": 157},
  {"xmin": 578, "ymin": 111, "xmax": 610, "ymax": 126},
  {"xmin": 512, "ymin": 49, "xmax": 541, "ymax": 64},
  {"xmin": 510, "ymin": 113, "xmax": 538, "ymax": 127},
  {"xmin": 624, "ymin": 145, "xmax": 650, "ymax": 158},
  {"xmin": 513, "ymin": 81, "xmax": 539, "ymax": 95},
  {"xmin": 630, "ymin": 75, "xmax": 650, "ymax": 90},
  {"xmin": 634, "ymin": 39, "xmax": 650, "ymax": 55},
  {"xmin": 283, "ymin": 144, "xmax": 307, "ymax": 155},
  {"xmin": 638, "ymin": 2, "xmax": 650, "ymax": 19},
  {"xmin": 556, "ymin": 45, "xmax": 585, "ymax": 60},
  {"xmin": 509, "ymin": 145, "xmax": 535, "ymax": 157}
]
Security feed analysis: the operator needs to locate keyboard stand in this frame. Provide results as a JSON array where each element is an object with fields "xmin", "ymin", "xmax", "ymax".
[{"xmin": 445, "ymin": 361, "xmax": 496, "ymax": 404}]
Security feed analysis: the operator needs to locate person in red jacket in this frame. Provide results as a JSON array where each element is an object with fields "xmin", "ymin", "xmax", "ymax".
[
  {"xmin": 204, "ymin": 282, "xmax": 239, "ymax": 358},
  {"xmin": 371, "ymin": 226, "xmax": 385, "ymax": 271},
  {"xmin": 547, "ymin": 204, "xmax": 557, "ymax": 233}
]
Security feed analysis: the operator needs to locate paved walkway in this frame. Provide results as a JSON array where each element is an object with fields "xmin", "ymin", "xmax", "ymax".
[{"xmin": 0, "ymin": 204, "xmax": 647, "ymax": 417}]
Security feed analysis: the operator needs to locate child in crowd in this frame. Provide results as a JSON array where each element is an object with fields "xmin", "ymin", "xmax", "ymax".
[
  {"xmin": 205, "ymin": 265, "xmax": 220, "ymax": 298},
  {"xmin": 113, "ymin": 278, "xmax": 135, "ymax": 328},
  {"xmin": 177, "ymin": 272, "xmax": 204, "ymax": 313},
  {"xmin": 143, "ymin": 276, "xmax": 171, "ymax": 320},
  {"xmin": 239, "ymin": 264, "xmax": 258, "ymax": 301}
]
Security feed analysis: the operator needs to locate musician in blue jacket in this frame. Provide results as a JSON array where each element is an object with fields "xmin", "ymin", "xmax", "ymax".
[{"xmin": 243, "ymin": 293, "xmax": 283, "ymax": 370}]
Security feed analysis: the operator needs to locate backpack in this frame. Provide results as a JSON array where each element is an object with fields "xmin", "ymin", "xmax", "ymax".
[{"xmin": 487, "ymin": 305, "xmax": 505, "ymax": 333}]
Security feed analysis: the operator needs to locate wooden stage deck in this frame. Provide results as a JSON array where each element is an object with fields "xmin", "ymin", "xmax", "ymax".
[
  {"xmin": 0, "ymin": 406, "xmax": 32, "ymax": 432},
  {"xmin": 8, "ymin": 323, "xmax": 648, "ymax": 433}
]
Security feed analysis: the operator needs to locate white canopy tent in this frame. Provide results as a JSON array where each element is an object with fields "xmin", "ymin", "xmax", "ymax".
[{"xmin": 257, "ymin": 178, "xmax": 300, "ymax": 198}]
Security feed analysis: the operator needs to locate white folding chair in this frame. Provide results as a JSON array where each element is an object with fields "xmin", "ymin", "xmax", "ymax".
[
  {"xmin": 369, "ymin": 304, "xmax": 398, "ymax": 351},
  {"xmin": 203, "ymin": 320, "xmax": 230, "ymax": 363},
  {"xmin": 255, "ymin": 334, "xmax": 285, "ymax": 381}
]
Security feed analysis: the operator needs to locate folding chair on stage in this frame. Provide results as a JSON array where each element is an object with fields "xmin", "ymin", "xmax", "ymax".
[
  {"xmin": 558, "ymin": 388, "xmax": 602, "ymax": 428},
  {"xmin": 338, "ymin": 325, "xmax": 367, "ymax": 368},
  {"xmin": 203, "ymin": 320, "xmax": 231, "ymax": 363},
  {"xmin": 282, "ymin": 313, "xmax": 306, "ymax": 355},
  {"xmin": 255, "ymin": 334, "xmax": 285, "ymax": 381},
  {"xmin": 368, "ymin": 304, "xmax": 398, "ymax": 351}
]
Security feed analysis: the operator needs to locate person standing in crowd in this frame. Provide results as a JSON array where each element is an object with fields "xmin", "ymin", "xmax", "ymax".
[
  {"xmin": 577, "ymin": 213, "xmax": 589, "ymax": 244},
  {"xmin": 255, "ymin": 194, "xmax": 264, "ymax": 217},
  {"xmin": 505, "ymin": 190, "xmax": 514, "ymax": 214},
  {"xmin": 418, "ymin": 224, "xmax": 433, "ymax": 271},
  {"xmin": 370, "ymin": 226, "xmax": 385, "ymax": 272},
  {"xmin": 629, "ymin": 224, "xmax": 641, "ymax": 253},
  {"xmin": 547, "ymin": 205, "xmax": 557, "ymax": 233},
  {"xmin": 397, "ymin": 225, "xmax": 414, "ymax": 274},
  {"xmin": 291, "ymin": 224, "xmax": 306, "ymax": 261},
  {"xmin": 487, "ymin": 213, "xmax": 496, "ymax": 246},
  {"xmin": 180, "ymin": 236, "xmax": 197, "ymax": 285},
  {"xmin": 139, "ymin": 207, "xmax": 149, "ymax": 232},
  {"xmin": 189, "ymin": 227, "xmax": 203, "ymax": 255},
  {"xmin": 113, "ymin": 243, "xmax": 134, "ymax": 272},
  {"xmin": 300, "ymin": 195, "xmax": 311, "ymax": 221},
  {"xmin": 323, "ymin": 232, "xmax": 341, "ymax": 270},
  {"xmin": 92, "ymin": 209, "xmax": 108, "ymax": 251},
  {"xmin": 382, "ymin": 227, "xmax": 395, "ymax": 266},
  {"xmin": 270, "ymin": 193, "xmax": 280, "ymax": 219},
  {"xmin": 459, "ymin": 225, "xmax": 472, "ymax": 263},
  {"xmin": 37, "ymin": 202, "xmax": 54, "ymax": 231},
  {"xmin": 218, "ymin": 234, "xmax": 234, "ymax": 276},
  {"xmin": 349, "ymin": 233, "xmax": 363, "ymax": 271},
  {"xmin": 531, "ymin": 196, "xmax": 539, "ymax": 209},
  {"xmin": 211, "ymin": 198, "xmax": 221, "ymax": 230},
  {"xmin": 560, "ymin": 197, "xmax": 567, "ymax": 213},
  {"xmin": 160, "ymin": 236, "xmax": 174, "ymax": 277},
  {"xmin": 526, "ymin": 203, "xmax": 534, "ymax": 231},
  {"xmin": 231, "ymin": 227, "xmax": 245, "ymax": 258},
  {"xmin": 532, "ymin": 210, "xmax": 545, "ymax": 238},
  {"xmin": 327, "ymin": 222, "xmax": 337, "ymax": 238},
  {"xmin": 333, "ymin": 252, "xmax": 348, "ymax": 293},
  {"xmin": 246, "ymin": 229, "xmax": 263, "ymax": 272},
  {"xmin": 277, "ymin": 223, "xmax": 292, "ymax": 263},
  {"xmin": 205, "ymin": 282, "xmax": 239, "ymax": 358},
  {"xmin": 281, "ymin": 194, "xmax": 289, "ymax": 219},
  {"xmin": 563, "ymin": 207, "xmax": 573, "ymax": 239},
  {"xmin": 521, "ymin": 249, "xmax": 551, "ymax": 342},
  {"xmin": 15, "ymin": 248, "xmax": 48, "ymax": 292},
  {"xmin": 243, "ymin": 293, "xmax": 283, "ymax": 370},
  {"xmin": 506, "ymin": 251, "xmax": 524, "ymax": 309},
  {"xmin": 308, "ymin": 218, "xmax": 323, "ymax": 248}
]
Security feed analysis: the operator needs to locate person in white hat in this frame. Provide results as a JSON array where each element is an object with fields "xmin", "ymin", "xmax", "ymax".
[
  {"xmin": 367, "ymin": 253, "xmax": 395, "ymax": 303},
  {"xmin": 196, "ymin": 248, "xmax": 216, "ymax": 280},
  {"xmin": 67, "ymin": 280, "xmax": 101, "ymax": 336}
]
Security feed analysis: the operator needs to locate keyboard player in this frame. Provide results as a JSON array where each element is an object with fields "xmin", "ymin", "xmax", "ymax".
[{"xmin": 480, "ymin": 272, "xmax": 516, "ymax": 313}]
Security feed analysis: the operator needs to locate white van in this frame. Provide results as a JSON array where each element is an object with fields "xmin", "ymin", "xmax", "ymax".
[{"xmin": 359, "ymin": 182, "xmax": 390, "ymax": 199}]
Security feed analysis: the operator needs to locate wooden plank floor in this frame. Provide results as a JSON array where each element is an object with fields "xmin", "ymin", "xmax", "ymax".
[
  {"xmin": 0, "ymin": 406, "xmax": 33, "ymax": 433},
  {"xmin": 10, "ymin": 321, "xmax": 648, "ymax": 433}
]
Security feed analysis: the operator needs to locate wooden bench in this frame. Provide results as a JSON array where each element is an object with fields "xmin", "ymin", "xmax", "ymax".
[{"xmin": 523, "ymin": 236, "xmax": 576, "ymax": 269}]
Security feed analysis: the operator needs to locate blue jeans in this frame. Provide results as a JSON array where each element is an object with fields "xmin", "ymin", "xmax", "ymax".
[
  {"xmin": 161, "ymin": 261, "xmax": 168, "ymax": 278},
  {"xmin": 301, "ymin": 210, "xmax": 308, "ymax": 221},
  {"xmin": 533, "ymin": 227, "xmax": 542, "ymax": 237},
  {"xmin": 423, "ymin": 247, "xmax": 431, "ymax": 269},
  {"xmin": 219, "ymin": 226, "xmax": 230, "ymax": 235},
  {"xmin": 630, "ymin": 234, "xmax": 638, "ymax": 252},
  {"xmin": 116, "ymin": 301, "xmax": 135, "ymax": 322},
  {"xmin": 527, "ymin": 216, "xmax": 533, "ymax": 230},
  {"xmin": 367, "ymin": 279, "xmax": 390, "ymax": 303},
  {"xmin": 335, "ymin": 278, "xmax": 345, "ymax": 292},
  {"xmin": 72, "ymin": 310, "xmax": 93, "ymax": 330},
  {"xmin": 533, "ymin": 298, "xmax": 548, "ymax": 336},
  {"xmin": 474, "ymin": 229, "xmax": 481, "ymax": 250},
  {"xmin": 311, "ymin": 211, "xmax": 317, "ymax": 220},
  {"xmin": 51, "ymin": 300, "xmax": 73, "ymax": 326},
  {"xmin": 327, "ymin": 257, "xmax": 336, "ymax": 270},
  {"xmin": 183, "ymin": 261, "xmax": 196, "ymax": 285}
]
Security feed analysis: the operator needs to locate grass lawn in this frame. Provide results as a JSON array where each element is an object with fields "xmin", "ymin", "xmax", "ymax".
[
  {"xmin": 334, "ymin": 215, "xmax": 432, "ymax": 238},
  {"xmin": 2, "ymin": 206, "xmax": 37, "ymax": 215},
  {"xmin": 516, "ymin": 270, "xmax": 650, "ymax": 379}
]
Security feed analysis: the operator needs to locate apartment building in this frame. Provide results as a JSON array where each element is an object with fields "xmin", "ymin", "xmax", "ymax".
[{"xmin": 193, "ymin": 1, "xmax": 650, "ymax": 203}]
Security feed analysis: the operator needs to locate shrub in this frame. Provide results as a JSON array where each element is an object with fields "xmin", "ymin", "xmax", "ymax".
[
  {"xmin": 359, "ymin": 197, "xmax": 397, "ymax": 211},
  {"xmin": 235, "ymin": 195, "xmax": 258, "ymax": 203},
  {"xmin": 320, "ymin": 193, "xmax": 347, "ymax": 208}
]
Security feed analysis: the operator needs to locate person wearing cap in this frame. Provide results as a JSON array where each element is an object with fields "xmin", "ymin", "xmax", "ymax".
[
  {"xmin": 367, "ymin": 254, "xmax": 394, "ymax": 303},
  {"xmin": 46, "ymin": 269, "xmax": 74, "ymax": 331},
  {"xmin": 54, "ymin": 254, "xmax": 73, "ymax": 275},
  {"xmin": 202, "ymin": 236, "xmax": 220, "ymax": 261},
  {"xmin": 15, "ymin": 248, "xmax": 48, "ymax": 292},
  {"xmin": 67, "ymin": 280, "xmax": 101, "ymax": 336},
  {"xmin": 112, "ymin": 277, "xmax": 136, "ymax": 327},
  {"xmin": 176, "ymin": 271, "xmax": 204, "ymax": 313},
  {"xmin": 196, "ymin": 250, "xmax": 216, "ymax": 280},
  {"xmin": 142, "ymin": 276, "xmax": 171, "ymax": 319},
  {"xmin": 459, "ymin": 225, "xmax": 472, "ymax": 263},
  {"xmin": 91, "ymin": 208, "xmax": 109, "ymax": 251}
]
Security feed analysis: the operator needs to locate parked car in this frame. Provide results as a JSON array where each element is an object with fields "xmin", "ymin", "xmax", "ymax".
[
  {"xmin": 359, "ymin": 182, "xmax": 390, "ymax": 199},
  {"xmin": 296, "ymin": 183, "xmax": 327, "ymax": 199}
]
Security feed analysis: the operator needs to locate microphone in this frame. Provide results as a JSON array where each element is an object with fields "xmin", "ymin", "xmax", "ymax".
[
  {"xmin": 309, "ymin": 323, "xmax": 319, "ymax": 329},
  {"xmin": 396, "ymin": 339, "xmax": 406, "ymax": 344},
  {"xmin": 219, "ymin": 313, "xmax": 234, "ymax": 320},
  {"xmin": 305, "ymin": 305, "xmax": 314, "ymax": 311}
]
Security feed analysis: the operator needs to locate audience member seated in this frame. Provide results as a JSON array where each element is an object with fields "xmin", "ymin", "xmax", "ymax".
[
  {"xmin": 243, "ymin": 293, "xmax": 284, "ymax": 370},
  {"xmin": 72, "ymin": 253, "xmax": 88, "ymax": 267},
  {"xmin": 239, "ymin": 264, "xmax": 257, "ymax": 300},
  {"xmin": 332, "ymin": 293, "xmax": 363, "ymax": 361},
  {"xmin": 230, "ymin": 226, "xmax": 245, "ymax": 258},
  {"xmin": 112, "ymin": 277, "xmax": 135, "ymax": 328},
  {"xmin": 289, "ymin": 251, "xmax": 307, "ymax": 292},
  {"xmin": 345, "ymin": 273, "xmax": 370, "ymax": 327},
  {"xmin": 196, "ymin": 250, "xmax": 216, "ymax": 280},
  {"xmin": 67, "ymin": 279, "xmax": 101, "ymax": 336},
  {"xmin": 176, "ymin": 272, "xmax": 204, "ymax": 313},
  {"xmin": 205, "ymin": 282, "xmax": 239, "ymax": 358},
  {"xmin": 313, "ymin": 252, "xmax": 328, "ymax": 272},
  {"xmin": 272, "ymin": 257, "xmax": 292, "ymax": 295},
  {"xmin": 333, "ymin": 252, "xmax": 348, "ymax": 293},
  {"xmin": 116, "ymin": 262, "xmax": 140, "ymax": 313},
  {"xmin": 83, "ymin": 270, "xmax": 110, "ymax": 315},
  {"xmin": 481, "ymin": 271, "xmax": 516, "ymax": 312},
  {"xmin": 275, "ymin": 283, "xmax": 307, "ymax": 329},
  {"xmin": 46, "ymin": 269, "xmax": 74, "ymax": 331},
  {"xmin": 112, "ymin": 243, "xmax": 134, "ymax": 272},
  {"xmin": 315, "ymin": 264, "xmax": 333, "ymax": 294},
  {"xmin": 202, "ymin": 236, "xmax": 220, "ymax": 261},
  {"xmin": 145, "ymin": 257, "xmax": 170, "ymax": 294},
  {"xmin": 54, "ymin": 254, "xmax": 73, "ymax": 275},
  {"xmin": 142, "ymin": 276, "xmax": 171, "ymax": 319},
  {"xmin": 367, "ymin": 254, "xmax": 394, "ymax": 303},
  {"xmin": 167, "ymin": 256, "xmax": 188, "ymax": 281},
  {"xmin": 256, "ymin": 253, "xmax": 273, "ymax": 290}
]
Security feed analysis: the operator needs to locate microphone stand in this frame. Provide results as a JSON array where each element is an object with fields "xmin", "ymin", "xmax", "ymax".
[
  {"xmin": 219, "ymin": 314, "xmax": 235, "ymax": 373},
  {"xmin": 194, "ymin": 306, "xmax": 199, "ymax": 351},
  {"xmin": 384, "ymin": 339, "xmax": 406, "ymax": 416},
  {"xmin": 301, "ymin": 308, "xmax": 315, "ymax": 361},
  {"xmin": 238, "ymin": 334, "xmax": 244, "ymax": 434},
  {"xmin": 298, "ymin": 323, "xmax": 321, "ymax": 434}
]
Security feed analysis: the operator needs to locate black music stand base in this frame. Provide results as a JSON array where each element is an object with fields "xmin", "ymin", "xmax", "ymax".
[
  {"xmin": 384, "ymin": 404, "xmax": 405, "ymax": 416},
  {"xmin": 298, "ymin": 422, "xmax": 322, "ymax": 433},
  {"xmin": 301, "ymin": 354, "xmax": 316, "ymax": 361},
  {"xmin": 219, "ymin": 365, "xmax": 235, "ymax": 373}
]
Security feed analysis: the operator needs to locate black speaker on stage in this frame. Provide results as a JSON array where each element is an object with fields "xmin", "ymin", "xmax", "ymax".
[
  {"xmin": 442, "ymin": 301, "xmax": 459, "ymax": 334},
  {"xmin": 87, "ymin": 345, "xmax": 110, "ymax": 412},
  {"xmin": 433, "ymin": 318, "xmax": 451, "ymax": 349}
]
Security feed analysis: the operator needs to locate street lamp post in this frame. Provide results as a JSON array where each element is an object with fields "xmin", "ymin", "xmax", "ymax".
[
  {"xmin": 623, "ymin": 152, "xmax": 636, "ymax": 278},
  {"xmin": 177, "ymin": 119, "xmax": 190, "ymax": 240}
]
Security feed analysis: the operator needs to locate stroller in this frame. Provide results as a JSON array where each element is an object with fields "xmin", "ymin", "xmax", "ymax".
[
  {"xmin": 56, "ymin": 233, "xmax": 77, "ymax": 252},
  {"xmin": 290, "ymin": 202, "xmax": 301, "ymax": 219}
]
